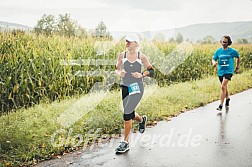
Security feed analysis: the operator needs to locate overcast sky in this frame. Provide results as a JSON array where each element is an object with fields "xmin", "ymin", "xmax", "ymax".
[{"xmin": 0, "ymin": 0, "xmax": 252, "ymax": 32}]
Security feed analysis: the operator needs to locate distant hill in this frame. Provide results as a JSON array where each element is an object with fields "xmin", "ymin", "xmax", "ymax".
[
  {"xmin": 112, "ymin": 21, "xmax": 252, "ymax": 43},
  {"xmin": 1, "ymin": 20, "xmax": 251, "ymax": 43},
  {"xmin": 0, "ymin": 21, "xmax": 32, "ymax": 31},
  {"xmin": 159, "ymin": 21, "xmax": 252, "ymax": 42}
]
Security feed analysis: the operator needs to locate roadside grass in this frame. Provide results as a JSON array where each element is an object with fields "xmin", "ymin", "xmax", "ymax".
[{"xmin": 0, "ymin": 70, "xmax": 252, "ymax": 166}]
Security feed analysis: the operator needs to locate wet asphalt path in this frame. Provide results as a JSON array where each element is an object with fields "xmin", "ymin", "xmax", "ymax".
[{"xmin": 37, "ymin": 89, "xmax": 252, "ymax": 167}]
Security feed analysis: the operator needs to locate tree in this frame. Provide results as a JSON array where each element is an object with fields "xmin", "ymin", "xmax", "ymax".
[
  {"xmin": 175, "ymin": 33, "xmax": 183, "ymax": 43},
  {"xmin": 33, "ymin": 13, "xmax": 86, "ymax": 37},
  {"xmin": 74, "ymin": 25, "xmax": 87, "ymax": 38},
  {"xmin": 236, "ymin": 38, "xmax": 249, "ymax": 44},
  {"xmin": 57, "ymin": 13, "xmax": 76, "ymax": 37},
  {"xmin": 34, "ymin": 14, "xmax": 56, "ymax": 36},
  {"xmin": 186, "ymin": 38, "xmax": 190, "ymax": 42},
  {"xmin": 201, "ymin": 35, "xmax": 215, "ymax": 44},
  {"xmin": 168, "ymin": 37, "xmax": 176, "ymax": 43},
  {"xmin": 153, "ymin": 33, "xmax": 165, "ymax": 42},
  {"xmin": 94, "ymin": 21, "xmax": 111, "ymax": 38}
]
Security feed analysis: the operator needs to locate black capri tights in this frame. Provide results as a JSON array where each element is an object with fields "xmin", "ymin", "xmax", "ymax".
[{"xmin": 121, "ymin": 82, "xmax": 144, "ymax": 121}]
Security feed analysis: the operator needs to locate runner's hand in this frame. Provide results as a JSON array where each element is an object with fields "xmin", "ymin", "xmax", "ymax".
[
  {"xmin": 120, "ymin": 69, "xmax": 127, "ymax": 77},
  {"xmin": 212, "ymin": 61, "xmax": 217, "ymax": 67},
  {"xmin": 131, "ymin": 72, "xmax": 142, "ymax": 78},
  {"xmin": 234, "ymin": 68, "xmax": 239, "ymax": 74}
]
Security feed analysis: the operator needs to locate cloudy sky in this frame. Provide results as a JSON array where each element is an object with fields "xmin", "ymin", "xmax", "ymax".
[{"xmin": 0, "ymin": 0, "xmax": 252, "ymax": 32}]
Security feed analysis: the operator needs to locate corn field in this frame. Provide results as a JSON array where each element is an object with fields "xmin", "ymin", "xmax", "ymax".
[{"xmin": 0, "ymin": 32, "xmax": 252, "ymax": 113}]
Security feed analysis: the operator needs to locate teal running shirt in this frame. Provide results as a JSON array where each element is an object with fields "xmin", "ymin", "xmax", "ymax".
[{"xmin": 213, "ymin": 47, "xmax": 239, "ymax": 76}]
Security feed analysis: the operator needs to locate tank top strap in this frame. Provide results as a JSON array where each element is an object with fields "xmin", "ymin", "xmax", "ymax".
[{"xmin": 124, "ymin": 51, "xmax": 127, "ymax": 58}]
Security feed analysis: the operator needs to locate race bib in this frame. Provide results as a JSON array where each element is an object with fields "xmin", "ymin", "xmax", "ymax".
[
  {"xmin": 220, "ymin": 59, "xmax": 229, "ymax": 67},
  {"xmin": 128, "ymin": 82, "xmax": 141, "ymax": 95},
  {"xmin": 219, "ymin": 55, "xmax": 230, "ymax": 67}
]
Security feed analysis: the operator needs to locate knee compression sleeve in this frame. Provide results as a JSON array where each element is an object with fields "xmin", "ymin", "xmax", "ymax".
[{"xmin": 124, "ymin": 111, "xmax": 135, "ymax": 121}]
